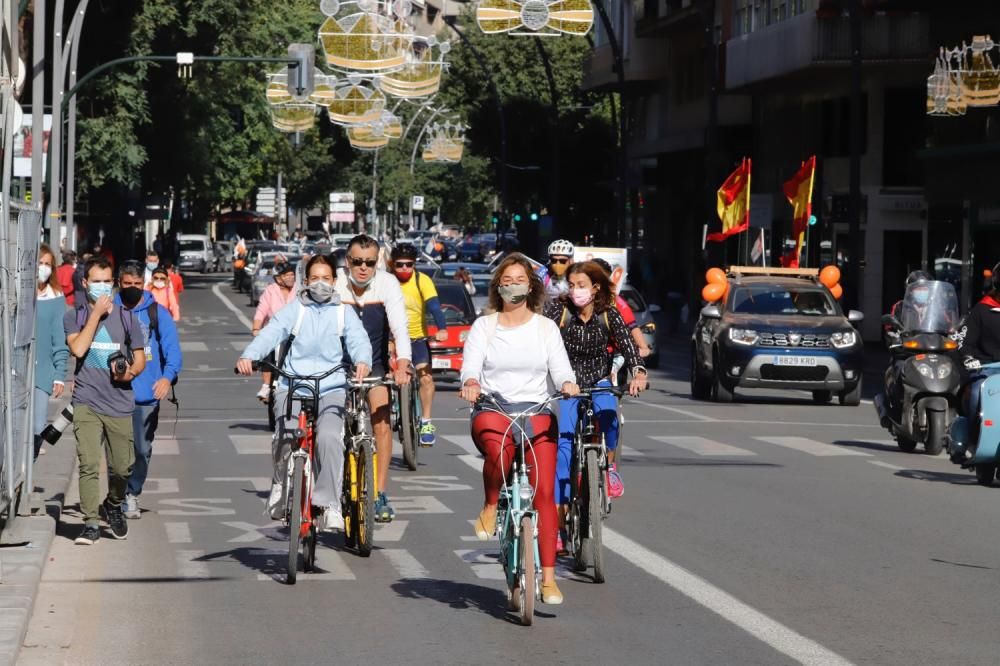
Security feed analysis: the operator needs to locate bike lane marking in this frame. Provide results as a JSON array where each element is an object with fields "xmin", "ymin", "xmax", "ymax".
[
  {"xmin": 603, "ymin": 527, "xmax": 854, "ymax": 666},
  {"xmin": 650, "ymin": 435, "xmax": 756, "ymax": 457},
  {"xmin": 754, "ymin": 436, "xmax": 871, "ymax": 458},
  {"xmin": 211, "ymin": 283, "xmax": 253, "ymax": 329},
  {"xmin": 175, "ymin": 550, "xmax": 212, "ymax": 579},
  {"xmin": 381, "ymin": 549, "xmax": 430, "ymax": 579},
  {"xmin": 164, "ymin": 522, "xmax": 192, "ymax": 544},
  {"xmin": 229, "ymin": 435, "xmax": 272, "ymax": 454}
]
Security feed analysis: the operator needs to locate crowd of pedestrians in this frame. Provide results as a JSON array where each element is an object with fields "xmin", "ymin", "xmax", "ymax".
[{"xmin": 33, "ymin": 244, "xmax": 185, "ymax": 545}]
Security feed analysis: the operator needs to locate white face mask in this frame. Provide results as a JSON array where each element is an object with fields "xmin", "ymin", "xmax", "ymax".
[
  {"xmin": 153, "ymin": 280, "xmax": 167, "ymax": 289},
  {"xmin": 37, "ymin": 265, "xmax": 52, "ymax": 284}
]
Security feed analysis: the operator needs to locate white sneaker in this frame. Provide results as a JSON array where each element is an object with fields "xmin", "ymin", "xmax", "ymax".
[
  {"xmin": 256, "ymin": 384, "xmax": 271, "ymax": 402},
  {"xmin": 320, "ymin": 506, "xmax": 344, "ymax": 532},
  {"xmin": 123, "ymin": 494, "xmax": 140, "ymax": 519},
  {"xmin": 266, "ymin": 482, "xmax": 285, "ymax": 520}
]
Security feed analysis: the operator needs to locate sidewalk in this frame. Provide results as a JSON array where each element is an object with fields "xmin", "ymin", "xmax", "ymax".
[{"xmin": 0, "ymin": 399, "xmax": 77, "ymax": 666}]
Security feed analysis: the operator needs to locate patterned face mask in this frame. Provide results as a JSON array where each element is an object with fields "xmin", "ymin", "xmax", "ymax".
[{"xmin": 498, "ymin": 283, "xmax": 530, "ymax": 304}]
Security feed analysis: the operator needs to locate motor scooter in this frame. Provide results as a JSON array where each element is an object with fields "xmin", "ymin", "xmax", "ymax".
[
  {"xmin": 875, "ymin": 281, "xmax": 962, "ymax": 455},
  {"xmin": 947, "ymin": 362, "xmax": 1000, "ymax": 486}
]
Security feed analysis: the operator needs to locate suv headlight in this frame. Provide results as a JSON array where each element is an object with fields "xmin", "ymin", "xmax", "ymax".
[
  {"xmin": 830, "ymin": 331, "xmax": 857, "ymax": 348},
  {"xmin": 728, "ymin": 328, "xmax": 758, "ymax": 346}
]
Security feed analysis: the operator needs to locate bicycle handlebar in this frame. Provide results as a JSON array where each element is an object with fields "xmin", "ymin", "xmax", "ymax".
[
  {"xmin": 576, "ymin": 385, "xmax": 626, "ymax": 398},
  {"xmin": 236, "ymin": 360, "xmax": 348, "ymax": 383}
]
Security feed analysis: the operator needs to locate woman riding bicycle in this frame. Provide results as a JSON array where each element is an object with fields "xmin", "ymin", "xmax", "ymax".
[
  {"xmin": 237, "ymin": 255, "xmax": 373, "ymax": 531},
  {"xmin": 544, "ymin": 261, "xmax": 647, "ymax": 524},
  {"xmin": 460, "ymin": 253, "xmax": 579, "ymax": 605}
]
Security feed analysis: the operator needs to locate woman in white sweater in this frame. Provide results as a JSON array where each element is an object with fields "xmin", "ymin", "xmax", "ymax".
[{"xmin": 460, "ymin": 253, "xmax": 578, "ymax": 605}]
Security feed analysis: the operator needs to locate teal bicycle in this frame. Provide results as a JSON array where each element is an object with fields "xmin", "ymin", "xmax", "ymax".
[{"xmin": 475, "ymin": 392, "xmax": 562, "ymax": 626}]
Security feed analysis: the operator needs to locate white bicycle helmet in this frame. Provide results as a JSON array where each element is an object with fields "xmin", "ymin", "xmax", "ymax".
[{"xmin": 547, "ymin": 239, "xmax": 575, "ymax": 257}]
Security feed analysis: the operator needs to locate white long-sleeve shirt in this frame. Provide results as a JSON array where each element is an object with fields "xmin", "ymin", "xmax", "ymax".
[
  {"xmin": 461, "ymin": 313, "xmax": 576, "ymax": 404},
  {"xmin": 335, "ymin": 268, "xmax": 412, "ymax": 362}
]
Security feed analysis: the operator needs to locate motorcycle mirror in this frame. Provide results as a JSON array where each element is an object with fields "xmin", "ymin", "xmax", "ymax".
[{"xmin": 881, "ymin": 313, "xmax": 902, "ymax": 329}]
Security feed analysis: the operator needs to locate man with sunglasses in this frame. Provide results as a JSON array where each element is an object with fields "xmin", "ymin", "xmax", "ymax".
[
  {"xmin": 543, "ymin": 239, "xmax": 575, "ymax": 300},
  {"xmin": 390, "ymin": 244, "xmax": 449, "ymax": 447},
  {"xmin": 335, "ymin": 235, "xmax": 413, "ymax": 523}
]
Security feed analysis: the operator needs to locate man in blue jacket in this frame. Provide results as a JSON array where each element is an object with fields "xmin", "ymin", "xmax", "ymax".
[{"xmin": 116, "ymin": 262, "xmax": 183, "ymax": 519}]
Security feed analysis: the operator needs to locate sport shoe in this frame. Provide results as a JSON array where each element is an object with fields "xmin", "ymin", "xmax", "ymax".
[
  {"xmin": 75, "ymin": 524, "xmax": 100, "ymax": 545},
  {"xmin": 99, "ymin": 500, "xmax": 128, "ymax": 540},
  {"xmin": 123, "ymin": 494, "xmax": 140, "ymax": 519},
  {"xmin": 374, "ymin": 492, "xmax": 395, "ymax": 523},
  {"xmin": 607, "ymin": 465, "xmax": 624, "ymax": 499},
  {"xmin": 256, "ymin": 384, "xmax": 271, "ymax": 402},
  {"xmin": 541, "ymin": 581, "xmax": 564, "ymax": 605},
  {"xmin": 320, "ymin": 505, "xmax": 344, "ymax": 532},
  {"xmin": 556, "ymin": 530, "xmax": 568, "ymax": 555},
  {"xmin": 474, "ymin": 505, "xmax": 497, "ymax": 541},
  {"xmin": 267, "ymin": 482, "xmax": 285, "ymax": 520},
  {"xmin": 419, "ymin": 420, "xmax": 436, "ymax": 447}
]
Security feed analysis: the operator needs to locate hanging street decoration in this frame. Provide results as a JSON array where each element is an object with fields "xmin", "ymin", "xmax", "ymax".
[
  {"xmin": 423, "ymin": 120, "xmax": 466, "ymax": 163},
  {"xmin": 475, "ymin": 0, "xmax": 593, "ymax": 37},
  {"xmin": 928, "ymin": 35, "xmax": 1000, "ymax": 117}
]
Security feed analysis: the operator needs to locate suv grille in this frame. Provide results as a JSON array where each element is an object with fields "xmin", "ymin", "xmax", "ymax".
[
  {"xmin": 760, "ymin": 365, "xmax": 829, "ymax": 381},
  {"xmin": 757, "ymin": 332, "xmax": 830, "ymax": 348}
]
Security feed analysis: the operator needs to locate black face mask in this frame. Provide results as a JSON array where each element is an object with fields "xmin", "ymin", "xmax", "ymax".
[{"xmin": 119, "ymin": 287, "xmax": 144, "ymax": 309}]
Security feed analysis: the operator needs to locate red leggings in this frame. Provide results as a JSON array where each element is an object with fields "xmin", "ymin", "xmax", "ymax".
[{"xmin": 472, "ymin": 411, "xmax": 558, "ymax": 568}]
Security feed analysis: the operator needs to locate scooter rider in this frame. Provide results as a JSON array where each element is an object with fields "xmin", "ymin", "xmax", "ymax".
[
  {"xmin": 953, "ymin": 262, "xmax": 1000, "ymax": 462},
  {"xmin": 885, "ymin": 270, "xmax": 933, "ymax": 345}
]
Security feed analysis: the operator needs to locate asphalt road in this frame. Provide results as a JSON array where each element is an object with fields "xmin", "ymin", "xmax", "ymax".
[{"xmin": 19, "ymin": 274, "xmax": 1000, "ymax": 665}]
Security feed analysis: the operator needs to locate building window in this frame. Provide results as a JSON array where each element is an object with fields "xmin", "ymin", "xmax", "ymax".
[{"xmin": 821, "ymin": 94, "xmax": 868, "ymax": 158}]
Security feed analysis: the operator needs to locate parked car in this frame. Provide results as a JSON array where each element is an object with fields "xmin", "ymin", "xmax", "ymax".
[
  {"xmin": 426, "ymin": 279, "xmax": 477, "ymax": 379},
  {"xmin": 619, "ymin": 285, "xmax": 660, "ymax": 369},
  {"xmin": 690, "ymin": 269, "xmax": 864, "ymax": 404},
  {"xmin": 177, "ymin": 234, "xmax": 213, "ymax": 273}
]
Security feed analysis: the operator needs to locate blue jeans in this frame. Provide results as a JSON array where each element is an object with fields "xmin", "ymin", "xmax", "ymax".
[
  {"xmin": 129, "ymin": 403, "xmax": 160, "ymax": 497},
  {"xmin": 555, "ymin": 380, "xmax": 619, "ymax": 505}
]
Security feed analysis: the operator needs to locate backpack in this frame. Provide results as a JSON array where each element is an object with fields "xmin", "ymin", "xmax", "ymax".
[
  {"xmin": 276, "ymin": 302, "xmax": 346, "ymax": 371},
  {"xmin": 557, "ymin": 305, "xmax": 610, "ymax": 337},
  {"xmin": 146, "ymin": 303, "xmax": 178, "ymax": 387}
]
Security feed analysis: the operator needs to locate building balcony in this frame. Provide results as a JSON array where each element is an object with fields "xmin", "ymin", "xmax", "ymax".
[
  {"xmin": 725, "ymin": 10, "xmax": 929, "ymax": 90},
  {"xmin": 582, "ymin": 39, "xmax": 670, "ymax": 91}
]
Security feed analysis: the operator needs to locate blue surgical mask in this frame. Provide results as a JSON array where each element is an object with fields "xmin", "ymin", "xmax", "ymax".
[
  {"xmin": 913, "ymin": 290, "xmax": 929, "ymax": 305},
  {"xmin": 87, "ymin": 283, "xmax": 113, "ymax": 301},
  {"xmin": 146, "ymin": 262, "xmax": 158, "ymax": 271}
]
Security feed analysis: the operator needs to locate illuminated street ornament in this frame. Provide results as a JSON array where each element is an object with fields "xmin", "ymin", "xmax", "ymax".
[
  {"xmin": 319, "ymin": 2, "xmax": 412, "ymax": 72},
  {"xmin": 270, "ymin": 103, "xmax": 318, "ymax": 132},
  {"xmin": 326, "ymin": 82, "xmax": 387, "ymax": 125},
  {"xmin": 423, "ymin": 121, "xmax": 466, "ymax": 163},
  {"xmin": 266, "ymin": 71, "xmax": 294, "ymax": 106},
  {"xmin": 475, "ymin": 0, "xmax": 593, "ymax": 36},
  {"xmin": 307, "ymin": 73, "xmax": 339, "ymax": 106},
  {"xmin": 927, "ymin": 35, "xmax": 1000, "ymax": 116},
  {"xmin": 379, "ymin": 38, "xmax": 450, "ymax": 98}
]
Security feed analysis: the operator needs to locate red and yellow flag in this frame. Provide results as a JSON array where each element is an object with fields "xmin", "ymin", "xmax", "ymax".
[
  {"xmin": 707, "ymin": 158, "xmax": 751, "ymax": 242},
  {"xmin": 783, "ymin": 155, "xmax": 816, "ymax": 259}
]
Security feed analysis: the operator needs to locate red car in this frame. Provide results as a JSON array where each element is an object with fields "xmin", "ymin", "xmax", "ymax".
[{"xmin": 426, "ymin": 279, "xmax": 478, "ymax": 379}]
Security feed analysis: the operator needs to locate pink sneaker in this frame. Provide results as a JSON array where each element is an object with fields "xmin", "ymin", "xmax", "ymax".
[{"xmin": 607, "ymin": 465, "xmax": 624, "ymax": 499}]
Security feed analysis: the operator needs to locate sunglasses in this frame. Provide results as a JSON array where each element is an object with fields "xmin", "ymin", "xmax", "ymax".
[
  {"xmin": 394, "ymin": 261, "xmax": 415, "ymax": 268},
  {"xmin": 550, "ymin": 258, "xmax": 570, "ymax": 265},
  {"xmin": 349, "ymin": 258, "xmax": 378, "ymax": 268}
]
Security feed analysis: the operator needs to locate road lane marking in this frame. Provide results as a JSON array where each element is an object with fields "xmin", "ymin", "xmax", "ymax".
[
  {"xmin": 382, "ymin": 549, "xmax": 429, "ymax": 579},
  {"xmin": 155, "ymin": 438, "xmax": 179, "ymax": 455},
  {"xmin": 206, "ymin": 476, "xmax": 271, "ymax": 492},
  {"xmin": 603, "ymin": 528, "xmax": 853, "ymax": 666},
  {"xmin": 221, "ymin": 521, "xmax": 284, "ymax": 543},
  {"xmin": 158, "ymin": 498, "xmax": 236, "ymax": 516},
  {"xmin": 230, "ymin": 340, "xmax": 248, "ymax": 351},
  {"xmin": 441, "ymin": 434, "xmax": 480, "ymax": 457},
  {"xmin": 212, "ymin": 283, "xmax": 253, "ymax": 329},
  {"xmin": 619, "ymin": 444, "xmax": 646, "ymax": 459},
  {"xmin": 164, "ymin": 522, "xmax": 192, "ymax": 544},
  {"xmin": 391, "ymin": 496, "xmax": 453, "ymax": 514},
  {"xmin": 229, "ymin": 434, "xmax": 272, "ymax": 455},
  {"xmin": 392, "ymin": 475, "xmax": 473, "ymax": 492},
  {"xmin": 180, "ymin": 341, "xmax": 209, "ymax": 352},
  {"xmin": 868, "ymin": 460, "xmax": 905, "ymax": 471},
  {"xmin": 142, "ymin": 478, "xmax": 180, "ymax": 494},
  {"xmin": 754, "ymin": 436, "xmax": 872, "ymax": 457},
  {"xmin": 454, "ymin": 549, "xmax": 505, "ymax": 580},
  {"xmin": 375, "ymin": 520, "xmax": 408, "ymax": 542},
  {"xmin": 457, "ymin": 455, "xmax": 482, "ymax": 471},
  {"xmin": 461, "ymin": 519, "xmax": 497, "ymax": 542},
  {"xmin": 630, "ymin": 400, "xmax": 716, "ymax": 421},
  {"xmin": 650, "ymin": 436, "xmax": 755, "ymax": 457},
  {"xmin": 175, "ymin": 550, "xmax": 211, "ymax": 579}
]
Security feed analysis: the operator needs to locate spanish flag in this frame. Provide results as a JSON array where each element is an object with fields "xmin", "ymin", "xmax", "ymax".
[
  {"xmin": 707, "ymin": 158, "xmax": 751, "ymax": 242},
  {"xmin": 783, "ymin": 155, "xmax": 816, "ymax": 259}
]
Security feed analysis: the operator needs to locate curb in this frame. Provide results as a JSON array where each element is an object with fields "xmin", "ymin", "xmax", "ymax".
[{"xmin": 0, "ymin": 401, "xmax": 77, "ymax": 666}]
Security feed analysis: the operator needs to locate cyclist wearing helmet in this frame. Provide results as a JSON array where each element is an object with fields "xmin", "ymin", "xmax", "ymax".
[
  {"xmin": 543, "ymin": 239, "xmax": 575, "ymax": 300},
  {"xmin": 390, "ymin": 244, "xmax": 449, "ymax": 446}
]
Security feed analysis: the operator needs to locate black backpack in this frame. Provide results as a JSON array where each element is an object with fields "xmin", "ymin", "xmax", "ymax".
[{"xmin": 146, "ymin": 303, "xmax": 178, "ymax": 388}]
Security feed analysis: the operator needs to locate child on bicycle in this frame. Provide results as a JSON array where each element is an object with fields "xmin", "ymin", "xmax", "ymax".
[
  {"xmin": 460, "ymin": 254, "xmax": 578, "ymax": 605},
  {"xmin": 237, "ymin": 255, "xmax": 372, "ymax": 531}
]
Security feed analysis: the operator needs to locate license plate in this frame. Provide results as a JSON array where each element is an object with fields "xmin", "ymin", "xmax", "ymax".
[
  {"xmin": 772, "ymin": 356, "xmax": 818, "ymax": 367},
  {"xmin": 432, "ymin": 358, "xmax": 451, "ymax": 370}
]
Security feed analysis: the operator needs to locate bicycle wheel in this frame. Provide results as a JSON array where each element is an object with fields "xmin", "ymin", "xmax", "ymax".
[
  {"xmin": 400, "ymin": 383, "xmax": 418, "ymax": 471},
  {"xmin": 303, "ymin": 523, "xmax": 317, "ymax": 572},
  {"xmin": 356, "ymin": 440, "xmax": 376, "ymax": 557},
  {"xmin": 569, "ymin": 447, "xmax": 587, "ymax": 573},
  {"xmin": 586, "ymin": 449, "xmax": 605, "ymax": 583},
  {"xmin": 343, "ymin": 450, "xmax": 358, "ymax": 549},
  {"xmin": 287, "ymin": 456, "xmax": 305, "ymax": 584},
  {"xmin": 518, "ymin": 515, "xmax": 536, "ymax": 626}
]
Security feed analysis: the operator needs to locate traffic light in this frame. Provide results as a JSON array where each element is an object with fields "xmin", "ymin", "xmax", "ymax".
[
  {"xmin": 530, "ymin": 212, "xmax": 538, "ymax": 221},
  {"xmin": 513, "ymin": 213, "xmax": 522, "ymax": 223},
  {"xmin": 491, "ymin": 211, "xmax": 499, "ymax": 226},
  {"xmin": 808, "ymin": 214, "xmax": 818, "ymax": 226},
  {"xmin": 287, "ymin": 43, "xmax": 315, "ymax": 101}
]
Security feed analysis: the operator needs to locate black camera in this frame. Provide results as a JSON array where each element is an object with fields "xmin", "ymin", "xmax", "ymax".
[{"xmin": 108, "ymin": 351, "xmax": 129, "ymax": 377}]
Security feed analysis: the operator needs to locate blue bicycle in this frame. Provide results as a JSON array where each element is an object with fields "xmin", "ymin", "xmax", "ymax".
[{"xmin": 475, "ymin": 392, "xmax": 562, "ymax": 626}]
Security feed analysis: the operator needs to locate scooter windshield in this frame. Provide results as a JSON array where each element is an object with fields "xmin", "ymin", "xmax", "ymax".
[{"xmin": 899, "ymin": 280, "xmax": 960, "ymax": 333}]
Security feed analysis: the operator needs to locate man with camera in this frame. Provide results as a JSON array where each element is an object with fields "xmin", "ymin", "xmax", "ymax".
[{"xmin": 64, "ymin": 256, "xmax": 146, "ymax": 545}]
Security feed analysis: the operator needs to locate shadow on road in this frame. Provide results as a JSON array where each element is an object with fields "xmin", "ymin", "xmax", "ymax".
[
  {"xmin": 622, "ymin": 458, "xmax": 782, "ymax": 469},
  {"xmin": 894, "ymin": 469, "xmax": 980, "ymax": 486},
  {"xmin": 391, "ymin": 577, "xmax": 551, "ymax": 623},
  {"xmin": 833, "ymin": 439, "xmax": 900, "ymax": 454},
  {"xmin": 228, "ymin": 422, "xmax": 272, "ymax": 432}
]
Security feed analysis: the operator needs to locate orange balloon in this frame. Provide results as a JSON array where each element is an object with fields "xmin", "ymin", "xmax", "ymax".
[
  {"xmin": 705, "ymin": 267, "xmax": 727, "ymax": 285},
  {"xmin": 830, "ymin": 283, "xmax": 844, "ymax": 300},
  {"xmin": 820, "ymin": 265, "xmax": 841, "ymax": 289},
  {"xmin": 702, "ymin": 282, "xmax": 726, "ymax": 302}
]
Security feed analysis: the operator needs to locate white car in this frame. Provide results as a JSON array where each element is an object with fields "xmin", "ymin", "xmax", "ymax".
[{"xmin": 177, "ymin": 234, "xmax": 213, "ymax": 273}]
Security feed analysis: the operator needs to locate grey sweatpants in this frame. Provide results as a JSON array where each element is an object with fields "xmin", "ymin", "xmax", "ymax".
[{"xmin": 273, "ymin": 387, "xmax": 346, "ymax": 508}]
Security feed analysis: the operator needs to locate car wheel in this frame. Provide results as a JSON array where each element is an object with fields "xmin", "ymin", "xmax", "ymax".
[
  {"xmin": 838, "ymin": 378, "xmax": 862, "ymax": 406},
  {"xmin": 690, "ymin": 353, "xmax": 712, "ymax": 401},
  {"xmin": 711, "ymin": 350, "xmax": 734, "ymax": 402},
  {"xmin": 812, "ymin": 390, "xmax": 832, "ymax": 405}
]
